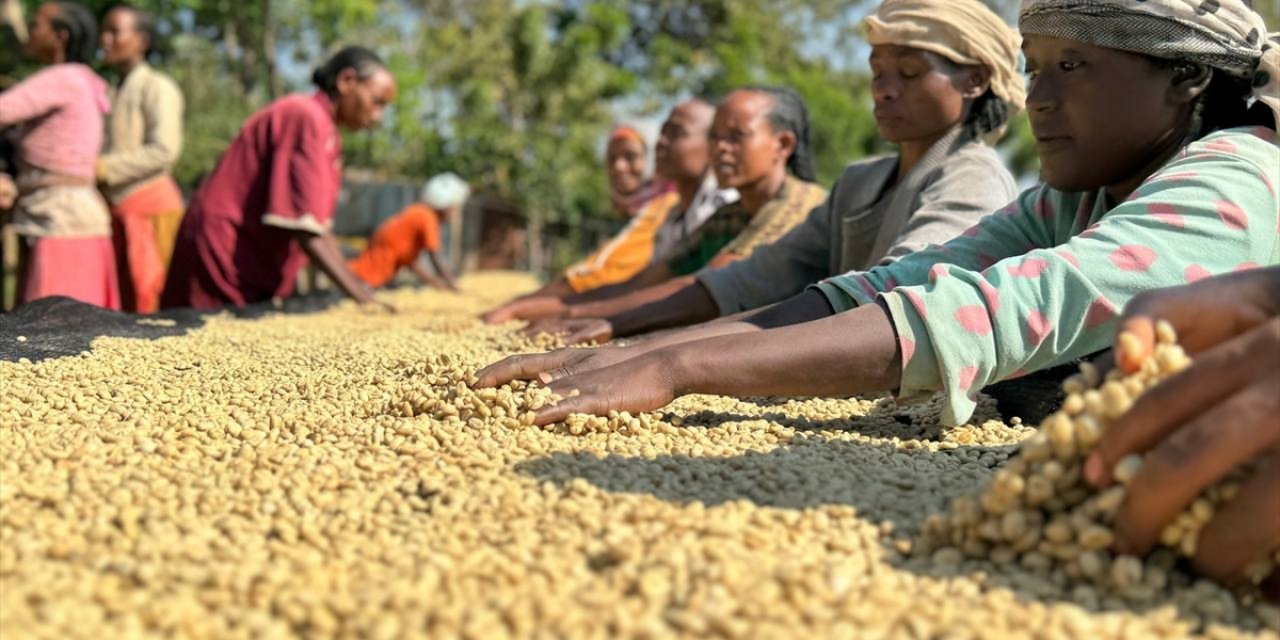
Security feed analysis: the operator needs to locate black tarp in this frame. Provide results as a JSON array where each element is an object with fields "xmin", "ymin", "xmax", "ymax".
[{"xmin": 0, "ymin": 293, "xmax": 344, "ymax": 363}]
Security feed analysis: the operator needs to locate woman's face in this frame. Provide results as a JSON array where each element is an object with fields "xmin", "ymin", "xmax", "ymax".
[
  {"xmin": 1023, "ymin": 35, "xmax": 1190, "ymax": 193},
  {"xmin": 869, "ymin": 45, "xmax": 973, "ymax": 144},
  {"xmin": 334, "ymin": 67, "xmax": 397, "ymax": 131},
  {"xmin": 709, "ymin": 90, "xmax": 794, "ymax": 190},
  {"xmin": 605, "ymin": 136, "xmax": 646, "ymax": 195},
  {"xmin": 101, "ymin": 8, "xmax": 148, "ymax": 68},
  {"xmin": 25, "ymin": 4, "xmax": 64, "ymax": 64},
  {"xmin": 654, "ymin": 101, "xmax": 715, "ymax": 183}
]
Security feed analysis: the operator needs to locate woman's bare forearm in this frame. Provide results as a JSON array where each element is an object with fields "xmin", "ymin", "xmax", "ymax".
[
  {"xmin": 664, "ymin": 299, "xmax": 902, "ymax": 399},
  {"xmin": 567, "ymin": 276, "xmax": 697, "ymax": 321},
  {"xmin": 298, "ymin": 232, "xmax": 375, "ymax": 303},
  {"xmin": 619, "ymin": 289, "xmax": 838, "ymax": 355}
]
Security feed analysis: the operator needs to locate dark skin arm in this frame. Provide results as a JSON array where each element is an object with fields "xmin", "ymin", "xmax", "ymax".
[
  {"xmin": 570, "ymin": 279, "xmax": 723, "ymax": 342},
  {"xmin": 482, "ymin": 262, "xmax": 676, "ymax": 324},
  {"xmin": 518, "ymin": 279, "xmax": 719, "ymax": 343},
  {"xmin": 408, "ymin": 259, "xmax": 455, "ymax": 291},
  {"xmin": 296, "ymin": 230, "xmax": 385, "ymax": 307},
  {"xmin": 566, "ymin": 276, "xmax": 698, "ymax": 320},
  {"xmin": 478, "ymin": 289, "xmax": 837, "ymax": 387},
  {"xmin": 1084, "ymin": 267, "xmax": 1280, "ymax": 593},
  {"xmin": 481, "ymin": 278, "xmax": 575, "ymax": 324},
  {"xmin": 530, "ymin": 298, "xmax": 902, "ymax": 425},
  {"xmin": 535, "ymin": 251, "xmax": 795, "ymax": 344},
  {"xmin": 424, "ymin": 251, "xmax": 459, "ymax": 291},
  {"xmin": 530, "ymin": 278, "xmax": 576, "ymax": 299}
]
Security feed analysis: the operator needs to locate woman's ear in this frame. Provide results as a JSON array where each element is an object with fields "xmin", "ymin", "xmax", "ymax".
[
  {"xmin": 963, "ymin": 66, "xmax": 992, "ymax": 100},
  {"xmin": 1169, "ymin": 63, "xmax": 1212, "ymax": 105},
  {"xmin": 334, "ymin": 67, "xmax": 360, "ymax": 96},
  {"xmin": 776, "ymin": 129, "xmax": 797, "ymax": 162}
]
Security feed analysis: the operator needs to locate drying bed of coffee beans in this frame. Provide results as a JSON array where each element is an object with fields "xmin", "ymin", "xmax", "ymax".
[{"xmin": 2, "ymin": 273, "xmax": 1275, "ymax": 639}]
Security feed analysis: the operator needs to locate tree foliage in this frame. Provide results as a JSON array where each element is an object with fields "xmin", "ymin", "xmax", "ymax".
[{"xmin": 4, "ymin": 0, "xmax": 1081, "ymax": 229}]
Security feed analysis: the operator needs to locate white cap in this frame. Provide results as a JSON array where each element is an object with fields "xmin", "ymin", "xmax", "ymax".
[{"xmin": 421, "ymin": 172, "xmax": 471, "ymax": 210}]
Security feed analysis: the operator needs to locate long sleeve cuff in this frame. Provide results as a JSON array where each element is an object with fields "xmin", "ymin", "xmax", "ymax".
[
  {"xmin": 694, "ymin": 267, "xmax": 745, "ymax": 316},
  {"xmin": 810, "ymin": 274, "xmax": 877, "ymax": 314},
  {"xmin": 877, "ymin": 287, "xmax": 976, "ymax": 426}
]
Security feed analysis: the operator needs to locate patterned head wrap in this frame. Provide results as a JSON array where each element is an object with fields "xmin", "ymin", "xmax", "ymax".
[
  {"xmin": 609, "ymin": 125, "xmax": 646, "ymax": 148},
  {"xmin": 864, "ymin": 0, "xmax": 1026, "ymax": 144},
  {"xmin": 1019, "ymin": 0, "xmax": 1280, "ymax": 129}
]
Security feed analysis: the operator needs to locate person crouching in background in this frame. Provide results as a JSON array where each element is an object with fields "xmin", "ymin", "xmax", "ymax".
[{"xmin": 347, "ymin": 173, "xmax": 470, "ymax": 291}]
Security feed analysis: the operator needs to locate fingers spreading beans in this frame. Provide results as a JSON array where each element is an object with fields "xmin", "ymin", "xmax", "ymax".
[
  {"xmin": 918, "ymin": 323, "xmax": 1280, "ymax": 627},
  {"xmin": 0, "ymin": 273, "xmax": 1276, "ymax": 638}
]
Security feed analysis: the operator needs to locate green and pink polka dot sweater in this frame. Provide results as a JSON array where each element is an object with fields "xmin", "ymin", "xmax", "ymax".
[{"xmin": 816, "ymin": 126, "xmax": 1280, "ymax": 425}]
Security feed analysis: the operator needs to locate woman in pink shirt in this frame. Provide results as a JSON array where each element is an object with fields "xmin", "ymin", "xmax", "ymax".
[
  {"xmin": 0, "ymin": 2, "xmax": 118, "ymax": 309},
  {"xmin": 161, "ymin": 47, "xmax": 397, "ymax": 311}
]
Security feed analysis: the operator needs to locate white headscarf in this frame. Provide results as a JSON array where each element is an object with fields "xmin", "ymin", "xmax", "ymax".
[{"xmin": 421, "ymin": 173, "xmax": 470, "ymax": 211}]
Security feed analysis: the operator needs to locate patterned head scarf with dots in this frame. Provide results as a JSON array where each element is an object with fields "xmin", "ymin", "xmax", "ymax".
[{"xmin": 1018, "ymin": 0, "xmax": 1279, "ymax": 129}]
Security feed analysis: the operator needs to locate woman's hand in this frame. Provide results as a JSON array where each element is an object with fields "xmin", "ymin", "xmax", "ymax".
[
  {"xmin": 369, "ymin": 300, "xmax": 398, "ymax": 314},
  {"xmin": 475, "ymin": 344, "xmax": 642, "ymax": 388},
  {"xmin": 0, "ymin": 173, "xmax": 17, "ymax": 210},
  {"xmin": 1085, "ymin": 267, "xmax": 1280, "ymax": 589},
  {"xmin": 534, "ymin": 352, "xmax": 681, "ymax": 425},
  {"xmin": 521, "ymin": 317, "xmax": 614, "ymax": 345},
  {"xmin": 482, "ymin": 296, "xmax": 567, "ymax": 324}
]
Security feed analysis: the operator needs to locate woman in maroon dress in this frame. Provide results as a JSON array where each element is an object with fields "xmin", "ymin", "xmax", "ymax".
[{"xmin": 161, "ymin": 46, "xmax": 397, "ymax": 310}]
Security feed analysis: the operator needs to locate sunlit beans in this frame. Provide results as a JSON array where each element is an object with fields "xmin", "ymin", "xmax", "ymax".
[{"xmin": 1, "ymin": 280, "xmax": 1274, "ymax": 638}]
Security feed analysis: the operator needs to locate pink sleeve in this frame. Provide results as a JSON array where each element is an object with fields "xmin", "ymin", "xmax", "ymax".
[
  {"xmin": 261, "ymin": 109, "xmax": 338, "ymax": 236},
  {"xmin": 0, "ymin": 67, "xmax": 71, "ymax": 127}
]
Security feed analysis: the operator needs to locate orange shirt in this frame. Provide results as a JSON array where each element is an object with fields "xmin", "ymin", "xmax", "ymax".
[
  {"xmin": 563, "ymin": 190, "xmax": 680, "ymax": 293},
  {"xmin": 348, "ymin": 203, "xmax": 442, "ymax": 288}
]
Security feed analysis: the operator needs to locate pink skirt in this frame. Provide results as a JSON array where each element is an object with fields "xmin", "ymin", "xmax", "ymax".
[{"xmin": 21, "ymin": 236, "xmax": 121, "ymax": 310}]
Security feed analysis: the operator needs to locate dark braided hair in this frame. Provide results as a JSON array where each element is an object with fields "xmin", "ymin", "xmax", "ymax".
[
  {"xmin": 51, "ymin": 2, "xmax": 97, "ymax": 64},
  {"xmin": 965, "ymin": 90, "xmax": 1011, "ymax": 139},
  {"xmin": 1148, "ymin": 58, "xmax": 1273, "ymax": 138},
  {"xmin": 1198, "ymin": 71, "xmax": 1273, "ymax": 134},
  {"xmin": 105, "ymin": 2, "xmax": 158, "ymax": 58},
  {"xmin": 742, "ymin": 86, "xmax": 817, "ymax": 182},
  {"xmin": 312, "ymin": 46, "xmax": 387, "ymax": 98}
]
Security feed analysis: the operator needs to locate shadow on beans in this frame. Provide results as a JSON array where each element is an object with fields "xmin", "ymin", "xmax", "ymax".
[
  {"xmin": 516, "ymin": 434, "xmax": 1013, "ymax": 531},
  {"xmin": 0, "ymin": 292, "xmax": 348, "ymax": 363},
  {"xmin": 518, "ymin": 433, "xmax": 1262, "ymax": 633},
  {"xmin": 673, "ymin": 408, "xmax": 940, "ymax": 441}
]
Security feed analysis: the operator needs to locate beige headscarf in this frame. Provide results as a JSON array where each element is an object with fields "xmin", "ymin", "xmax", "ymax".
[
  {"xmin": 1019, "ymin": 0, "xmax": 1280, "ymax": 130},
  {"xmin": 863, "ymin": 0, "xmax": 1026, "ymax": 144}
]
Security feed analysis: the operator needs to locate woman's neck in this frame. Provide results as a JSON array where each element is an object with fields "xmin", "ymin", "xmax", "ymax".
[
  {"xmin": 738, "ymin": 168, "xmax": 788, "ymax": 215},
  {"xmin": 1104, "ymin": 126, "xmax": 1190, "ymax": 205},
  {"xmin": 114, "ymin": 57, "xmax": 144, "ymax": 77},
  {"xmin": 675, "ymin": 174, "xmax": 704, "ymax": 209},
  {"xmin": 896, "ymin": 126, "xmax": 956, "ymax": 181}
]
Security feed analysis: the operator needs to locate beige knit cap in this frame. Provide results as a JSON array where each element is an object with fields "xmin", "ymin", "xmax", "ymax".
[{"xmin": 864, "ymin": 0, "xmax": 1026, "ymax": 143}]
